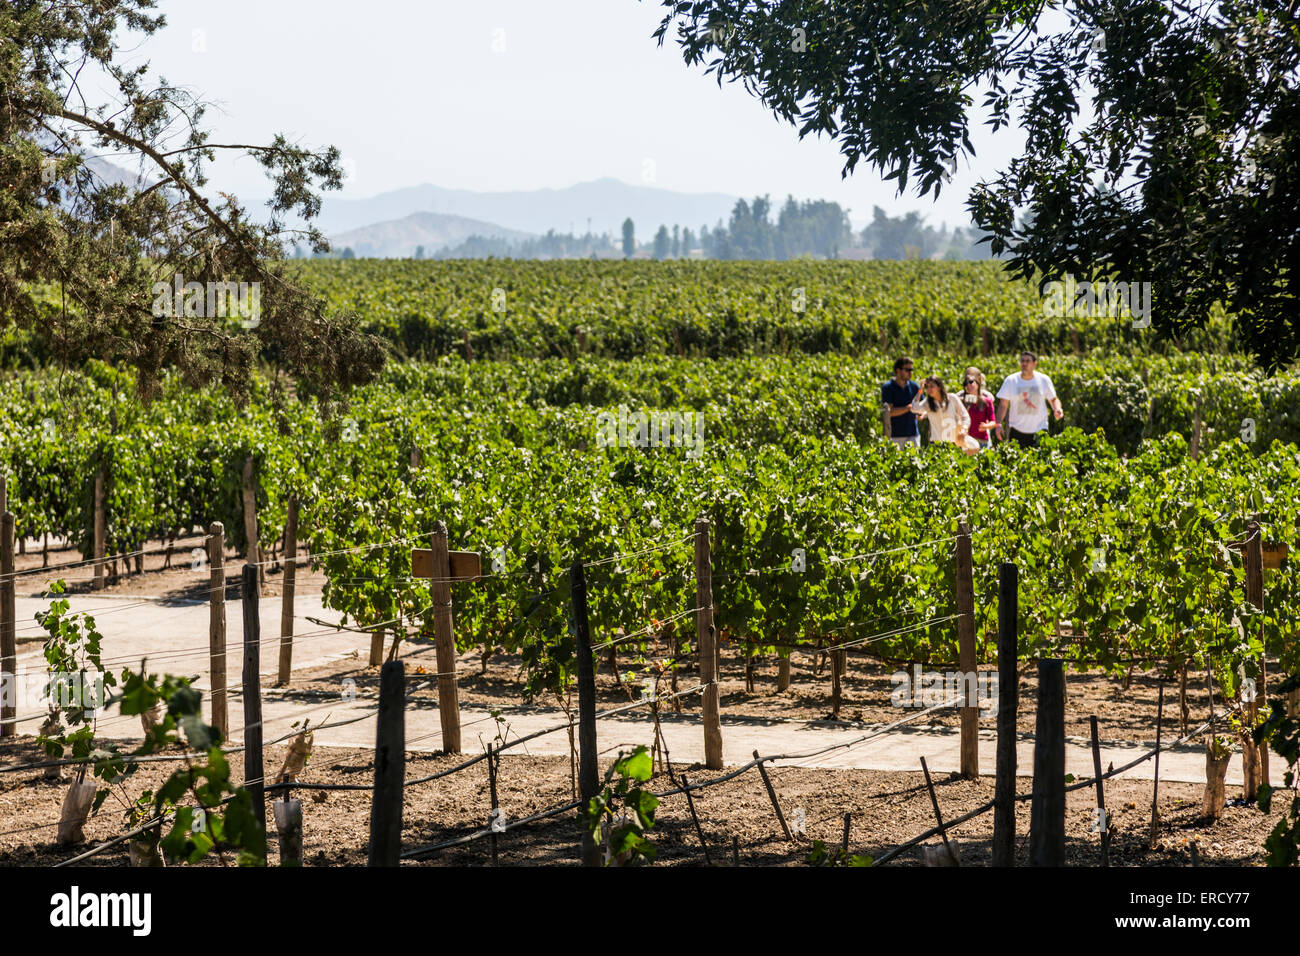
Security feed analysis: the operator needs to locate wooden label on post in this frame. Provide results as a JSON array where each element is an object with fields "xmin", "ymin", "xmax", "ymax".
[
  {"xmin": 1229, "ymin": 539, "xmax": 1287, "ymax": 569},
  {"xmin": 411, "ymin": 549, "xmax": 481, "ymax": 581},
  {"xmin": 1262, "ymin": 542, "xmax": 1287, "ymax": 570}
]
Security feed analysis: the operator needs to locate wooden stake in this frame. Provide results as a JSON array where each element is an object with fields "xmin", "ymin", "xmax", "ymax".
[
  {"xmin": 488, "ymin": 744, "xmax": 500, "ymax": 866},
  {"xmin": 241, "ymin": 455, "xmax": 263, "ymax": 593},
  {"xmin": 277, "ymin": 495, "xmax": 298, "ymax": 686},
  {"xmin": 0, "ymin": 512, "xmax": 15, "ymax": 737},
  {"xmin": 93, "ymin": 467, "xmax": 106, "ymax": 590},
  {"xmin": 1245, "ymin": 516, "xmax": 1267, "ymax": 790},
  {"xmin": 241, "ymin": 564, "xmax": 266, "ymax": 837},
  {"xmin": 842, "ymin": 812, "xmax": 851, "ymax": 857},
  {"xmin": 1179, "ymin": 663, "xmax": 1189, "ymax": 734},
  {"xmin": 754, "ymin": 750, "xmax": 793, "ymax": 842},
  {"xmin": 680, "ymin": 775, "xmax": 713, "ymax": 865},
  {"xmin": 1028, "ymin": 659, "xmax": 1065, "ymax": 867},
  {"xmin": 777, "ymin": 655, "xmax": 791, "ymax": 692},
  {"xmin": 368, "ymin": 659, "xmax": 406, "ymax": 867},
  {"xmin": 732, "ymin": 835, "xmax": 740, "ymax": 866},
  {"xmin": 1150, "ymin": 681, "xmax": 1164, "ymax": 847},
  {"xmin": 208, "ymin": 522, "xmax": 228, "ymax": 739},
  {"xmin": 920, "ymin": 755, "xmax": 959, "ymax": 865},
  {"xmin": 1189, "ymin": 400, "xmax": 1203, "ymax": 460},
  {"xmin": 1089, "ymin": 715, "xmax": 1110, "ymax": 867},
  {"xmin": 571, "ymin": 559, "xmax": 600, "ymax": 867},
  {"xmin": 273, "ymin": 798, "xmax": 303, "ymax": 866},
  {"xmin": 430, "ymin": 522, "xmax": 461, "ymax": 754},
  {"xmin": 992, "ymin": 562, "xmax": 1019, "ymax": 866},
  {"xmin": 697, "ymin": 518, "xmax": 723, "ymax": 770},
  {"xmin": 369, "ymin": 627, "xmax": 386, "ymax": 667},
  {"xmin": 955, "ymin": 516, "xmax": 979, "ymax": 778},
  {"xmin": 830, "ymin": 637, "xmax": 842, "ymax": 719}
]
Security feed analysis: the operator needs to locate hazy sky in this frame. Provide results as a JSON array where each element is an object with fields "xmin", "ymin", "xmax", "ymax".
[{"xmin": 105, "ymin": 0, "xmax": 1023, "ymax": 231}]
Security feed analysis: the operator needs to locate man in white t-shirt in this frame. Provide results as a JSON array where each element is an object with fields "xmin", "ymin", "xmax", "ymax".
[{"xmin": 996, "ymin": 351, "xmax": 1063, "ymax": 449}]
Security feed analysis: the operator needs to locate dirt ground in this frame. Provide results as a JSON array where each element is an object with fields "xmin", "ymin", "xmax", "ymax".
[
  {"xmin": 288, "ymin": 638, "xmax": 1220, "ymax": 745},
  {"xmin": 9, "ymin": 535, "xmax": 329, "ymax": 601},
  {"xmin": 4, "ymin": 537, "xmax": 1278, "ymax": 868},
  {"xmin": 0, "ymin": 736, "xmax": 1278, "ymax": 867},
  {"xmin": 16, "ymin": 535, "xmax": 1212, "ymax": 740}
]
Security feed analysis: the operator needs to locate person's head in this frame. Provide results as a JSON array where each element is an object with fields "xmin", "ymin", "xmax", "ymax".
[
  {"xmin": 1019, "ymin": 351, "xmax": 1038, "ymax": 376},
  {"xmin": 922, "ymin": 376, "xmax": 948, "ymax": 410},
  {"xmin": 963, "ymin": 367, "xmax": 986, "ymax": 396},
  {"xmin": 894, "ymin": 356, "xmax": 914, "ymax": 380}
]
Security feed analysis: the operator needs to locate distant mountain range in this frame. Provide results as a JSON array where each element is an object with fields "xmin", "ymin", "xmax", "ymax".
[
  {"xmin": 308, "ymin": 177, "xmax": 740, "ymax": 245},
  {"xmin": 74, "ymin": 160, "xmax": 746, "ymax": 258},
  {"xmin": 79, "ymin": 158, "xmax": 976, "ymax": 261},
  {"xmin": 327, "ymin": 211, "xmax": 534, "ymax": 259},
  {"xmin": 82, "ymin": 154, "xmax": 155, "ymax": 190}
]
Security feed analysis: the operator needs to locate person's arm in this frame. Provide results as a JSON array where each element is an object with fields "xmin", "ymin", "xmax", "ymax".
[
  {"xmin": 883, "ymin": 384, "xmax": 911, "ymax": 417},
  {"xmin": 954, "ymin": 397, "xmax": 971, "ymax": 431},
  {"xmin": 1044, "ymin": 376, "xmax": 1063, "ymax": 420},
  {"xmin": 987, "ymin": 397, "xmax": 1003, "ymax": 438},
  {"xmin": 997, "ymin": 397, "xmax": 1010, "ymax": 433}
]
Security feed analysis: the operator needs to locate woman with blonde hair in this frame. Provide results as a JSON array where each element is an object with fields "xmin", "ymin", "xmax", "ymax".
[
  {"xmin": 910, "ymin": 375, "xmax": 981, "ymax": 454},
  {"xmin": 960, "ymin": 366, "xmax": 1000, "ymax": 449}
]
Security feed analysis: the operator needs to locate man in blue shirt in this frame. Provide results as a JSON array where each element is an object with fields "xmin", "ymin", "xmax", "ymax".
[{"xmin": 882, "ymin": 357, "xmax": 921, "ymax": 447}]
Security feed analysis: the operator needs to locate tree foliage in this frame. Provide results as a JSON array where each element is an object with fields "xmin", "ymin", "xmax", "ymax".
[
  {"xmin": 655, "ymin": 0, "xmax": 1300, "ymax": 369},
  {"xmin": 0, "ymin": 0, "xmax": 387, "ymax": 401}
]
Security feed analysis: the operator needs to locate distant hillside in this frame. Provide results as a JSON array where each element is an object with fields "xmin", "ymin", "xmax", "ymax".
[
  {"xmin": 82, "ymin": 154, "xmax": 156, "ymax": 190},
  {"xmin": 326, "ymin": 211, "xmax": 534, "ymax": 259},
  {"xmin": 305, "ymin": 178, "xmax": 739, "ymax": 238}
]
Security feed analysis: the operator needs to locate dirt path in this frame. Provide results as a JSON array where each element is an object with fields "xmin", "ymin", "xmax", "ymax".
[{"xmin": 0, "ymin": 738, "xmax": 1278, "ymax": 867}]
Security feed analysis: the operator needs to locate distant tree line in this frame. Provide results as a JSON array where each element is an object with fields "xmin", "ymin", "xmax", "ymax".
[
  {"xmin": 433, "ymin": 230, "xmax": 620, "ymax": 260},
  {"xmin": 303, "ymin": 198, "xmax": 998, "ymax": 261}
]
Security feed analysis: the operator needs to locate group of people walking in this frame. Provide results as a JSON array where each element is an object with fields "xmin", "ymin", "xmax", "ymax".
[{"xmin": 882, "ymin": 352, "xmax": 1064, "ymax": 453}]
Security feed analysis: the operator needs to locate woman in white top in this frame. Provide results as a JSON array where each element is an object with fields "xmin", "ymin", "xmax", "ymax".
[{"xmin": 911, "ymin": 376, "xmax": 981, "ymax": 455}]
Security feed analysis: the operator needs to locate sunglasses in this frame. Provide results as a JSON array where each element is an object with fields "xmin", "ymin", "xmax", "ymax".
[{"xmin": 901, "ymin": 366, "xmax": 914, "ymax": 372}]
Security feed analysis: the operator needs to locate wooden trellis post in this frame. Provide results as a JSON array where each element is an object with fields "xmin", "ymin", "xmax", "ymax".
[
  {"xmin": 277, "ymin": 495, "xmax": 298, "ymax": 686},
  {"xmin": 410, "ymin": 526, "xmax": 481, "ymax": 755},
  {"xmin": 241, "ymin": 455, "xmax": 264, "ymax": 592},
  {"xmin": 369, "ymin": 660, "xmax": 406, "ymax": 867},
  {"xmin": 242, "ymin": 564, "xmax": 266, "ymax": 835},
  {"xmin": 992, "ymin": 562, "xmax": 1019, "ymax": 866},
  {"xmin": 208, "ymin": 521, "xmax": 228, "ymax": 738},
  {"xmin": 93, "ymin": 466, "xmax": 106, "ymax": 589},
  {"xmin": 571, "ymin": 559, "xmax": 600, "ymax": 867},
  {"xmin": 696, "ymin": 517, "xmax": 723, "ymax": 770},
  {"xmin": 1029, "ymin": 659, "xmax": 1065, "ymax": 866},
  {"xmin": 0, "ymin": 511, "xmax": 15, "ymax": 737},
  {"xmin": 1243, "ymin": 517, "xmax": 1264, "ymax": 797},
  {"xmin": 955, "ymin": 516, "xmax": 978, "ymax": 778}
]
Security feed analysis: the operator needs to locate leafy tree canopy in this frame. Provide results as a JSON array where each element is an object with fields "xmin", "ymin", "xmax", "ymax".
[
  {"xmin": 1, "ymin": 0, "xmax": 387, "ymax": 402},
  {"xmin": 655, "ymin": 0, "xmax": 1300, "ymax": 369}
]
